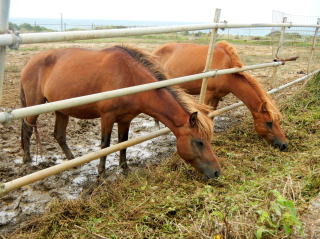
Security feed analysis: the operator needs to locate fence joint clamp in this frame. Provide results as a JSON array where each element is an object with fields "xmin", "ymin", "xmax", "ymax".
[
  {"xmin": 8, "ymin": 30, "xmax": 22, "ymax": 50},
  {"xmin": 0, "ymin": 183, "xmax": 5, "ymax": 196},
  {"xmin": 0, "ymin": 111, "xmax": 13, "ymax": 125},
  {"xmin": 220, "ymin": 20, "xmax": 228, "ymax": 31},
  {"xmin": 203, "ymin": 68, "xmax": 219, "ymax": 78}
]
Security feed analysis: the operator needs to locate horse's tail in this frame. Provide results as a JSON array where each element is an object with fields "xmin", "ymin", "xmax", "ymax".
[{"xmin": 20, "ymin": 83, "xmax": 27, "ymax": 108}]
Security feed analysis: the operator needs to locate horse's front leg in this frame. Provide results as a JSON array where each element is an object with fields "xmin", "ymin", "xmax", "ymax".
[
  {"xmin": 205, "ymin": 91, "xmax": 220, "ymax": 110},
  {"xmin": 98, "ymin": 116, "xmax": 114, "ymax": 177},
  {"xmin": 118, "ymin": 120, "xmax": 131, "ymax": 174}
]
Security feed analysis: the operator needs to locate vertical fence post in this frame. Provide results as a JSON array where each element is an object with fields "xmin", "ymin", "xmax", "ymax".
[
  {"xmin": 271, "ymin": 17, "xmax": 287, "ymax": 86},
  {"xmin": 60, "ymin": 13, "xmax": 63, "ymax": 32},
  {"xmin": 0, "ymin": 0, "xmax": 10, "ymax": 105},
  {"xmin": 199, "ymin": 8, "xmax": 221, "ymax": 103},
  {"xmin": 307, "ymin": 18, "xmax": 320, "ymax": 73}
]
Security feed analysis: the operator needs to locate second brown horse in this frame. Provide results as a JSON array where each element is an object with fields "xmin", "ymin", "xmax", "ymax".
[
  {"xmin": 153, "ymin": 41, "xmax": 288, "ymax": 151},
  {"xmin": 20, "ymin": 45, "xmax": 221, "ymax": 178}
]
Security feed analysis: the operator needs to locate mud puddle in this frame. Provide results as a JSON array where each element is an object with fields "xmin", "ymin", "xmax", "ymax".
[{"xmin": 0, "ymin": 108, "xmax": 240, "ymax": 235}]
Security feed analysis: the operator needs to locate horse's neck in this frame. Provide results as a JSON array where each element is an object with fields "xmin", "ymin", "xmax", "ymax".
[
  {"xmin": 226, "ymin": 74, "xmax": 264, "ymax": 112},
  {"xmin": 141, "ymin": 89, "xmax": 189, "ymax": 137}
]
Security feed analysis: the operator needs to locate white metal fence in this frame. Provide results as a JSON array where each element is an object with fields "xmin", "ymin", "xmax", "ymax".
[{"xmin": 0, "ymin": 0, "xmax": 319, "ymax": 196}]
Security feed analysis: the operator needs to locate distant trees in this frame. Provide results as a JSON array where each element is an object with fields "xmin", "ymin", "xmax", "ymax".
[
  {"xmin": 267, "ymin": 31, "xmax": 302, "ymax": 39},
  {"xmin": 8, "ymin": 22, "xmax": 52, "ymax": 32}
]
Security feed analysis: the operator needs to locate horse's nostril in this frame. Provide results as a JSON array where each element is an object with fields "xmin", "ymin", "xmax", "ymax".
[
  {"xmin": 214, "ymin": 170, "xmax": 220, "ymax": 178},
  {"xmin": 280, "ymin": 144, "xmax": 288, "ymax": 151},
  {"xmin": 272, "ymin": 139, "xmax": 288, "ymax": 151}
]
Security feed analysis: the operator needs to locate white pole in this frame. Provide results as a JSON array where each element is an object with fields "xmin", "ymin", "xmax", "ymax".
[
  {"xmin": 199, "ymin": 8, "xmax": 221, "ymax": 103},
  {"xmin": 0, "ymin": 0, "xmax": 10, "ymax": 105},
  {"xmin": 307, "ymin": 18, "xmax": 320, "ymax": 73},
  {"xmin": 1, "ymin": 23, "xmax": 319, "ymax": 47},
  {"xmin": 271, "ymin": 17, "xmax": 287, "ymax": 86},
  {"xmin": 60, "ymin": 13, "xmax": 63, "ymax": 32},
  {"xmin": 0, "ymin": 128, "xmax": 170, "ymax": 196}
]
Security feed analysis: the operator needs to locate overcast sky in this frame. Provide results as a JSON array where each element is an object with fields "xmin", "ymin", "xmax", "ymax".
[{"xmin": 9, "ymin": 0, "xmax": 320, "ymax": 24}]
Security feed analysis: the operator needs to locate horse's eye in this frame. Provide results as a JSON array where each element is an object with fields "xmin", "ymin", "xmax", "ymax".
[
  {"xmin": 192, "ymin": 139, "xmax": 204, "ymax": 148},
  {"xmin": 265, "ymin": 121, "xmax": 273, "ymax": 129},
  {"xmin": 196, "ymin": 140, "xmax": 204, "ymax": 148},
  {"xmin": 197, "ymin": 141, "xmax": 204, "ymax": 147}
]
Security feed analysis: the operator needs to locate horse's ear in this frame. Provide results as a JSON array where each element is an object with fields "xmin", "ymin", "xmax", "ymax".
[
  {"xmin": 260, "ymin": 102, "xmax": 268, "ymax": 113},
  {"xmin": 189, "ymin": 112, "xmax": 198, "ymax": 127}
]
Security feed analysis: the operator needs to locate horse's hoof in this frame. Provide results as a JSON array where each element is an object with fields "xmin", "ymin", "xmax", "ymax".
[
  {"xmin": 121, "ymin": 166, "xmax": 130, "ymax": 176},
  {"xmin": 98, "ymin": 170, "xmax": 106, "ymax": 179},
  {"xmin": 66, "ymin": 153, "xmax": 75, "ymax": 160},
  {"xmin": 23, "ymin": 155, "xmax": 32, "ymax": 163}
]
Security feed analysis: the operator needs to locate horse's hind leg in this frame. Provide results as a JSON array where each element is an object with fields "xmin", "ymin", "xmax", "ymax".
[
  {"xmin": 54, "ymin": 111, "xmax": 74, "ymax": 160},
  {"xmin": 98, "ymin": 116, "xmax": 114, "ymax": 177},
  {"xmin": 21, "ymin": 116, "xmax": 38, "ymax": 163},
  {"xmin": 118, "ymin": 121, "xmax": 131, "ymax": 174},
  {"xmin": 20, "ymin": 85, "xmax": 45, "ymax": 163}
]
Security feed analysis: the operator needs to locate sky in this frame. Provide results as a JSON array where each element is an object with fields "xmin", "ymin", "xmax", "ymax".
[{"xmin": 8, "ymin": 0, "xmax": 320, "ymax": 24}]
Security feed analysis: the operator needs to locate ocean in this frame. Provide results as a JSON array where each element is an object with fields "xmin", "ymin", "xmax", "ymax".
[
  {"xmin": 9, "ymin": 17, "xmax": 282, "ymax": 37},
  {"xmin": 9, "ymin": 17, "xmax": 202, "ymax": 30}
]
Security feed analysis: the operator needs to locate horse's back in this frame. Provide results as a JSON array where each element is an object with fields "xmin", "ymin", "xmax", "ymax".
[
  {"xmin": 22, "ymin": 48, "xmax": 125, "ymax": 99},
  {"xmin": 20, "ymin": 47, "xmax": 156, "ymax": 119},
  {"xmin": 153, "ymin": 43, "xmax": 214, "ymax": 78},
  {"xmin": 153, "ymin": 42, "xmax": 237, "ymax": 77},
  {"xmin": 21, "ymin": 49, "xmax": 58, "ymax": 84},
  {"xmin": 152, "ymin": 42, "xmax": 238, "ymax": 94}
]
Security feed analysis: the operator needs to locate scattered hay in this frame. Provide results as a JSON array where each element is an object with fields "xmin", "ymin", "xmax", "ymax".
[{"xmin": 7, "ymin": 74, "xmax": 320, "ymax": 239}]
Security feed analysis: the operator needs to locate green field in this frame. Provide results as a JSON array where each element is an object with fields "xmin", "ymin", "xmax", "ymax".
[{"xmin": 72, "ymin": 32, "xmax": 320, "ymax": 48}]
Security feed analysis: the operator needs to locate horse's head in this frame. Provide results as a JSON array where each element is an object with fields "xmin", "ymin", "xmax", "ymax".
[
  {"xmin": 176, "ymin": 112, "xmax": 221, "ymax": 179},
  {"xmin": 252, "ymin": 102, "xmax": 288, "ymax": 151}
]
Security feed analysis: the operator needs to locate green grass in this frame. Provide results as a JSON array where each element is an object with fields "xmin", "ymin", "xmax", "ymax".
[
  {"xmin": 72, "ymin": 32, "xmax": 320, "ymax": 48},
  {"xmin": 73, "ymin": 33, "xmax": 211, "ymax": 45},
  {"xmin": 7, "ymin": 74, "xmax": 320, "ymax": 239}
]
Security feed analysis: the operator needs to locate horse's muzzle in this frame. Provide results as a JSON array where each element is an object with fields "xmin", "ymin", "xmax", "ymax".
[
  {"xmin": 202, "ymin": 167, "xmax": 221, "ymax": 179},
  {"xmin": 272, "ymin": 138, "xmax": 288, "ymax": 151},
  {"xmin": 192, "ymin": 157, "xmax": 221, "ymax": 179}
]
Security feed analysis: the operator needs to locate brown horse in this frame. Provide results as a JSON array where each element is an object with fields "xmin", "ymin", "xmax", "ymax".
[
  {"xmin": 20, "ymin": 45, "xmax": 221, "ymax": 178},
  {"xmin": 152, "ymin": 41, "xmax": 288, "ymax": 151}
]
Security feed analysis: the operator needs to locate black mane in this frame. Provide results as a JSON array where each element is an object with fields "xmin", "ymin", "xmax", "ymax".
[{"xmin": 113, "ymin": 45, "xmax": 167, "ymax": 82}]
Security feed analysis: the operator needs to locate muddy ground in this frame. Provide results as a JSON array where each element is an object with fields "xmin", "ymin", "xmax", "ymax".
[{"xmin": 0, "ymin": 40, "xmax": 319, "ymax": 236}]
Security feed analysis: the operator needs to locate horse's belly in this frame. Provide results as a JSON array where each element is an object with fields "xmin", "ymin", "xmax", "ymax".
[
  {"xmin": 176, "ymin": 79, "xmax": 221, "ymax": 95},
  {"xmin": 177, "ymin": 80, "xmax": 202, "ymax": 94},
  {"xmin": 58, "ymin": 103, "xmax": 101, "ymax": 119}
]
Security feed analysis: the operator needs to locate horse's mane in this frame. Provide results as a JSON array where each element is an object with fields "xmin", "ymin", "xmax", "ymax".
[
  {"xmin": 169, "ymin": 87, "xmax": 213, "ymax": 140},
  {"xmin": 113, "ymin": 45, "xmax": 213, "ymax": 140},
  {"xmin": 113, "ymin": 45, "xmax": 168, "ymax": 82},
  {"xmin": 216, "ymin": 41, "xmax": 281, "ymax": 121}
]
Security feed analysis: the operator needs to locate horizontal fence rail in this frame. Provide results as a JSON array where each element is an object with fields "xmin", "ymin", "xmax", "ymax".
[
  {"xmin": 1, "ymin": 22, "xmax": 320, "ymax": 47},
  {"xmin": 0, "ymin": 128, "xmax": 171, "ymax": 196},
  {"xmin": 0, "ymin": 61, "xmax": 284, "ymax": 124},
  {"xmin": 1, "ymin": 70, "xmax": 318, "ymax": 196}
]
